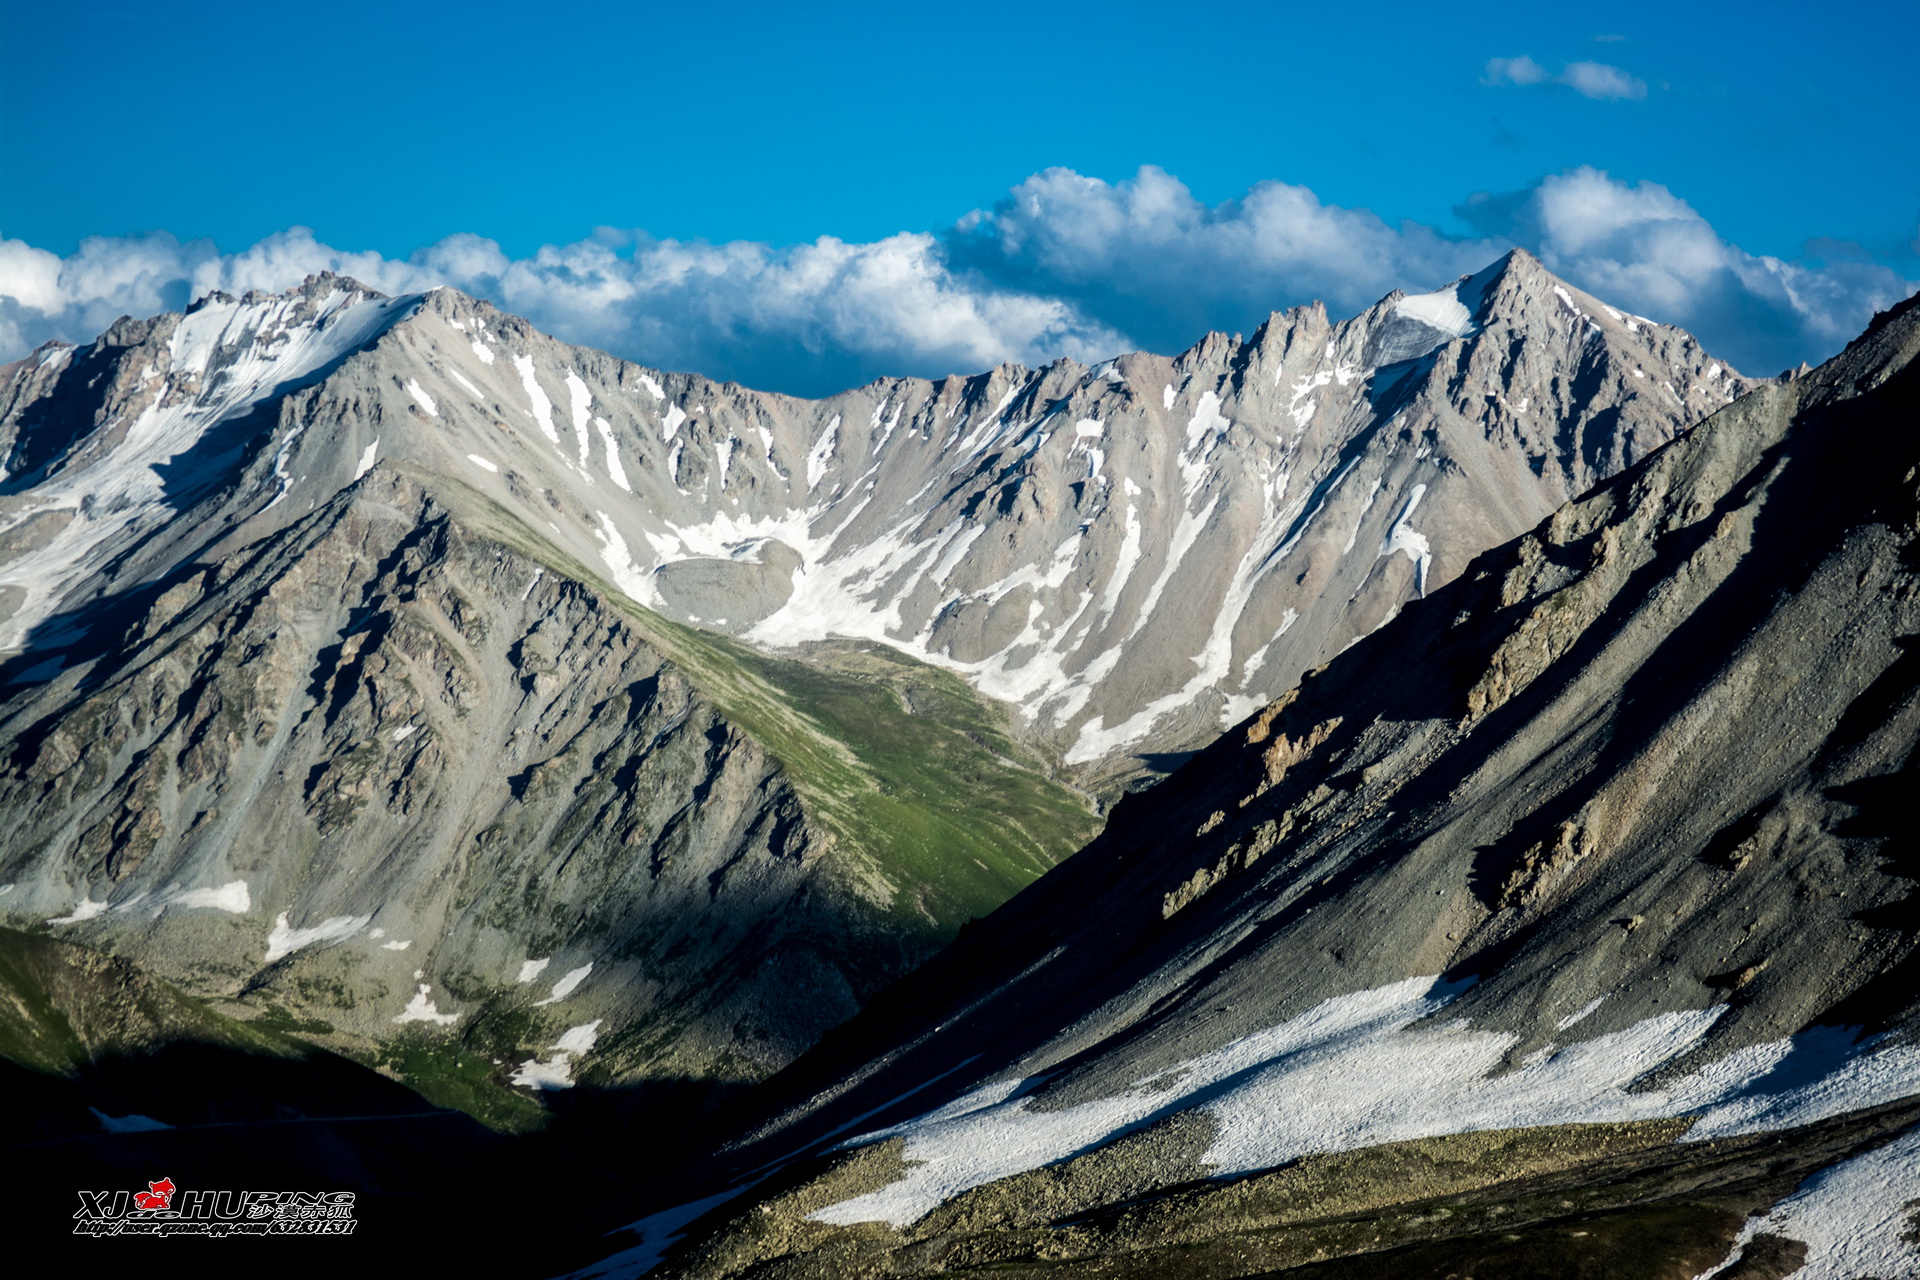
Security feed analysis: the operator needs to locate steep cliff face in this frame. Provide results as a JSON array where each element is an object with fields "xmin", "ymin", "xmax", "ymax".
[{"xmin": 598, "ymin": 298, "xmax": 1920, "ymax": 1280}]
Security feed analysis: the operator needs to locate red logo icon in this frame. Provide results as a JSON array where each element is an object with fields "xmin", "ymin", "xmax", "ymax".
[{"xmin": 132, "ymin": 1178, "xmax": 176, "ymax": 1211}]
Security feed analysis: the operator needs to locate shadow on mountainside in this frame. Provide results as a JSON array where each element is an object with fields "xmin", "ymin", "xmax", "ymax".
[{"xmin": 4, "ymin": 1035, "xmax": 754, "ymax": 1277}]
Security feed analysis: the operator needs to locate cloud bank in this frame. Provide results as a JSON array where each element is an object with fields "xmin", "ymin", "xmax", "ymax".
[
  {"xmin": 0, "ymin": 228, "xmax": 1123, "ymax": 398},
  {"xmin": 2, "ymin": 166, "xmax": 1911, "ymax": 394}
]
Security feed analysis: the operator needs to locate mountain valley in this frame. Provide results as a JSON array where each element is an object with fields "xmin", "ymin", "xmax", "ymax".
[
  {"xmin": 9, "ymin": 251, "xmax": 1908, "ymax": 1280},
  {"xmin": 569, "ymin": 293, "xmax": 1920, "ymax": 1279}
]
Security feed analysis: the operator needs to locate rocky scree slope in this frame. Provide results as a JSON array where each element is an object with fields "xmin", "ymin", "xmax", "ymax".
[
  {"xmin": 0, "ymin": 281, "xmax": 1096, "ymax": 1127},
  {"xmin": 0, "ymin": 253, "xmax": 1752, "ymax": 794},
  {"xmin": 595, "ymin": 298, "xmax": 1920, "ymax": 1279}
]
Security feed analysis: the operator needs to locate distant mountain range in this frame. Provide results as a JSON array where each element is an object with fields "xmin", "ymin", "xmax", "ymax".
[{"xmin": 0, "ymin": 250, "xmax": 1777, "ymax": 1222}]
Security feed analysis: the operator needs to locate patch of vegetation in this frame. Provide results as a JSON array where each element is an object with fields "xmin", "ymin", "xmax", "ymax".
[
  {"xmin": 1249, "ymin": 1200, "xmax": 1747, "ymax": 1280},
  {"xmin": 0, "ymin": 925, "xmax": 295, "ymax": 1072},
  {"xmin": 292, "ymin": 971, "xmax": 372, "ymax": 1010},
  {"xmin": 438, "ymin": 475, "xmax": 1102, "ymax": 942},
  {"xmin": 0, "ymin": 927, "xmax": 90, "ymax": 1072},
  {"xmin": 379, "ymin": 1028, "xmax": 548, "ymax": 1133},
  {"xmin": 703, "ymin": 636, "xmax": 1102, "ymax": 931},
  {"xmin": 251, "ymin": 1000, "xmax": 336, "ymax": 1036}
]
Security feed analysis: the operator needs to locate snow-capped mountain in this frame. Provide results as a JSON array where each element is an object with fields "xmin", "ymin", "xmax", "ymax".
[
  {"xmin": 1, "ymin": 249, "xmax": 1751, "ymax": 788},
  {"xmin": 0, "ymin": 251, "xmax": 1750, "ymax": 1150}
]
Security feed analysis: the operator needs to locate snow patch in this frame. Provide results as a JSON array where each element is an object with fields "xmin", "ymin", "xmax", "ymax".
[
  {"xmin": 47, "ymin": 898, "xmax": 109, "ymax": 925},
  {"xmin": 1693, "ymin": 1127, "xmax": 1920, "ymax": 1280},
  {"xmin": 534, "ymin": 963, "xmax": 593, "ymax": 1005},
  {"xmin": 405, "ymin": 379, "xmax": 437, "ymax": 416},
  {"xmin": 510, "ymin": 1020, "xmax": 605, "ymax": 1090},
  {"xmin": 7, "ymin": 657, "xmax": 65, "ymax": 685},
  {"xmin": 1392, "ymin": 289, "xmax": 1473, "ymax": 336},
  {"xmin": 1287, "ymin": 369, "xmax": 1335, "ymax": 428},
  {"xmin": 576, "ymin": 1188, "xmax": 761, "ymax": 1280},
  {"xmin": 513, "ymin": 355, "xmax": 559, "ymax": 444},
  {"xmin": 264, "ymin": 911, "xmax": 373, "ymax": 963},
  {"xmin": 592, "ymin": 512, "xmax": 661, "ymax": 608},
  {"xmin": 465, "ymin": 453, "xmax": 498, "ymax": 473},
  {"xmin": 595, "ymin": 417, "xmax": 631, "ymax": 491},
  {"xmin": 807, "ymin": 415, "xmax": 840, "ymax": 489},
  {"xmin": 810, "ymin": 976, "xmax": 1920, "ymax": 1229},
  {"xmin": 393, "ymin": 983, "xmax": 459, "ymax": 1026},
  {"xmin": 91, "ymin": 1109, "xmax": 172, "ymax": 1133},
  {"xmin": 162, "ymin": 880, "xmax": 251, "ymax": 914},
  {"xmin": 352, "ymin": 439, "xmax": 380, "ymax": 481},
  {"xmin": 565, "ymin": 370, "xmax": 595, "ymax": 467},
  {"xmin": 518, "ymin": 958, "xmax": 551, "ymax": 984},
  {"xmin": 873, "ymin": 400, "xmax": 903, "ymax": 452},
  {"xmin": 1557, "ymin": 997, "xmax": 1606, "ymax": 1030},
  {"xmin": 1379, "ymin": 483, "xmax": 1432, "ymax": 595},
  {"xmin": 554, "ymin": 1020, "xmax": 603, "ymax": 1055}
]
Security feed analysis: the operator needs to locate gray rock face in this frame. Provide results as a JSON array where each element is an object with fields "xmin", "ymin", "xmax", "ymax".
[
  {"xmin": 0, "ymin": 254, "xmax": 1748, "ymax": 1128},
  {"xmin": 0, "ymin": 279, "xmax": 1098, "ymax": 1107},
  {"xmin": 607, "ymin": 297, "xmax": 1920, "ymax": 1279},
  {"xmin": 0, "ymin": 253, "xmax": 1752, "ymax": 791},
  {"xmin": 0, "ymin": 469, "xmax": 926, "ymax": 1093}
]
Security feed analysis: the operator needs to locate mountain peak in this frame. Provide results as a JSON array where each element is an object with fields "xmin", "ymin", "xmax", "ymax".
[{"xmin": 183, "ymin": 269, "xmax": 386, "ymax": 317}]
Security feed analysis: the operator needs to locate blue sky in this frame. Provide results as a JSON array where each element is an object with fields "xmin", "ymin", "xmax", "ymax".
[{"xmin": 3, "ymin": 0, "xmax": 1915, "ymax": 392}]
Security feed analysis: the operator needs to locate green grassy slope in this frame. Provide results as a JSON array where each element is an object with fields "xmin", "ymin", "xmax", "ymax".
[
  {"xmin": 0, "ymin": 925, "xmax": 286, "ymax": 1073},
  {"xmin": 0, "ymin": 926, "xmax": 455, "ymax": 1132},
  {"xmin": 444, "ymin": 475, "xmax": 1102, "ymax": 940}
]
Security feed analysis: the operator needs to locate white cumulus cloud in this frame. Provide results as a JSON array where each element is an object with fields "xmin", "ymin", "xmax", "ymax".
[
  {"xmin": 0, "ymin": 226, "xmax": 1122, "ymax": 398},
  {"xmin": 944, "ymin": 165, "xmax": 1503, "ymax": 354},
  {"xmin": 1458, "ymin": 166, "xmax": 1915, "ymax": 373},
  {"xmin": 1, "ymin": 166, "xmax": 1911, "ymax": 393},
  {"xmin": 1557, "ymin": 60, "xmax": 1648, "ymax": 100},
  {"xmin": 1483, "ymin": 55, "xmax": 1551, "ymax": 87},
  {"xmin": 1484, "ymin": 55, "xmax": 1647, "ymax": 100}
]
